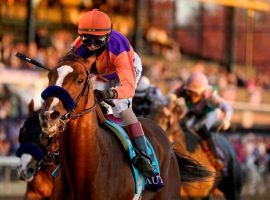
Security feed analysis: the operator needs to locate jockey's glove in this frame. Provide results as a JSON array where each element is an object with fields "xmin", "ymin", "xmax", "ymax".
[{"xmin": 94, "ymin": 89, "xmax": 118, "ymax": 102}]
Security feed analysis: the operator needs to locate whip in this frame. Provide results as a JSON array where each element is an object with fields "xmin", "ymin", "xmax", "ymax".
[{"xmin": 16, "ymin": 52, "xmax": 50, "ymax": 71}]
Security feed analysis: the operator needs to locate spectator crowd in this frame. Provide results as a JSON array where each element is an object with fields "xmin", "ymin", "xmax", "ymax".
[
  {"xmin": 0, "ymin": 29, "xmax": 73, "ymax": 156},
  {"xmin": 228, "ymin": 133, "xmax": 270, "ymax": 196}
]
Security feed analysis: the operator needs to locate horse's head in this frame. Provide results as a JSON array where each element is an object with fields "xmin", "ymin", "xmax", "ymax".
[
  {"xmin": 150, "ymin": 94, "xmax": 186, "ymax": 142},
  {"xmin": 39, "ymin": 53, "xmax": 96, "ymax": 137},
  {"xmin": 17, "ymin": 111, "xmax": 48, "ymax": 182}
]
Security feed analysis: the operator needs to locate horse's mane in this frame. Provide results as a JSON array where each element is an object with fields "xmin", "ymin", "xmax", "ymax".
[
  {"xmin": 58, "ymin": 51, "xmax": 85, "ymax": 64},
  {"xmin": 19, "ymin": 111, "xmax": 41, "ymax": 143}
]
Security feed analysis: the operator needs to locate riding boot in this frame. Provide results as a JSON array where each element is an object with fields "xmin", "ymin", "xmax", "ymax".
[
  {"xmin": 126, "ymin": 123, "xmax": 155, "ymax": 177},
  {"xmin": 198, "ymin": 126, "xmax": 224, "ymax": 171},
  {"xmin": 126, "ymin": 122, "xmax": 164, "ymax": 192}
]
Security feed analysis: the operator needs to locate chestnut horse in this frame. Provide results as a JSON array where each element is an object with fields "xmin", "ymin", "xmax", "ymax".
[
  {"xmin": 17, "ymin": 101, "xmax": 58, "ymax": 200},
  {"xmin": 39, "ymin": 53, "xmax": 211, "ymax": 200},
  {"xmin": 151, "ymin": 95, "xmax": 244, "ymax": 200}
]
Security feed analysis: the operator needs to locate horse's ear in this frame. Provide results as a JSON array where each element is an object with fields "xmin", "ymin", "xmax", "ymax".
[
  {"xmin": 84, "ymin": 55, "xmax": 96, "ymax": 71},
  {"xmin": 28, "ymin": 99, "xmax": 35, "ymax": 116}
]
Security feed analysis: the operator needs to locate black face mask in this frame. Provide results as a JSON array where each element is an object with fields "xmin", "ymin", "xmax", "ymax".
[{"xmin": 84, "ymin": 43, "xmax": 107, "ymax": 57}]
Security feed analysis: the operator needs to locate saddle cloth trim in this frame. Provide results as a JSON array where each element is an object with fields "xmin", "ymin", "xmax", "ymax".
[
  {"xmin": 104, "ymin": 119, "xmax": 144, "ymax": 195},
  {"xmin": 104, "ymin": 119, "xmax": 161, "ymax": 197}
]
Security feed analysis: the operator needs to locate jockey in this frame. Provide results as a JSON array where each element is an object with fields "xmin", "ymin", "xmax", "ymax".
[
  {"xmin": 70, "ymin": 9, "xmax": 163, "ymax": 191},
  {"xmin": 133, "ymin": 76, "xmax": 165, "ymax": 117},
  {"xmin": 175, "ymin": 72, "xmax": 233, "ymax": 169}
]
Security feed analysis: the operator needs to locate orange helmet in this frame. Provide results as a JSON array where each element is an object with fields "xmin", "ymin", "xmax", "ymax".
[
  {"xmin": 184, "ymin": 72, "xmax": 209, "ymax": 95},
  {"xmin": 78, "ymin": 9, "xmax": 112, "ymax": 36}
]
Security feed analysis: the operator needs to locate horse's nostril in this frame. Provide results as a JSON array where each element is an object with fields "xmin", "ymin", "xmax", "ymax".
[
  {"xmin": 27, "ymin": 168, "xmax": 35, "ymax": 174},
  {"xmin": 45, "ymin": 110, "xmax": 60, "ymax": 120},
  {"xmin": 41, "ymin": 114, "xmax": 45, "ymax": 120},
  {"xmin": 50, "ymin": 111, "xmax": 60, "ymax": 120}
]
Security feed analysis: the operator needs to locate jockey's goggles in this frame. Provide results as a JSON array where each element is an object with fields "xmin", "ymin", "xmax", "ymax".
[{"xmin": 80, "ymin": 35, "xmax": 107, "ymax": 47}]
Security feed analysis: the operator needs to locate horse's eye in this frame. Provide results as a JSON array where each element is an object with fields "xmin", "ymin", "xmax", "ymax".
[{"xmin": 77, "ymin": 78, "xmax": 84, "ymax": 84}]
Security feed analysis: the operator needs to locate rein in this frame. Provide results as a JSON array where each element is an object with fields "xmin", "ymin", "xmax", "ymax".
[
  {"xmin": 36, "ymin": 150, "xmax": 57, "ymax": 170},
  {"xmin": 39, "ymin": 133, "xmax": 59, "ymax": 167},
  {"xmin": 58, "ymin": 101, "xmax": 97, "ymax": 132}
]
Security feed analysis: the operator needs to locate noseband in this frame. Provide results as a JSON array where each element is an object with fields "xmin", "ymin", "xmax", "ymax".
[{"xmin": 41, "ymin": 59, "xmax": 96, "ymax": 133}]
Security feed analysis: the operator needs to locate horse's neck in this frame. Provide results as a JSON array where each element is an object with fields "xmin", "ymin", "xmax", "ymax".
[
  {"xmin": 66, "ymin": 88, "xmax": 99, "ymax": 151},
  {"xmin": 59, "ymin": 92, "xmax": 101, "ymax": 197},
  {"xmin": 73, "ymin": 85, "xmax": 95, "ymax": 114},
  {"xmin": 67, "ymin": 111, "xmax": 99, "ymax": 161},
  {"xmin": 63, "ymin": 88, "xmax": 99, "ymax": 164}
]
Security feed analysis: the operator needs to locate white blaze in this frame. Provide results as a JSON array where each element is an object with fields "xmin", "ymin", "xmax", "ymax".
[
  {"xmin": 49, "ymin": 65, "xmax": 74, "ymax": 110},
  {"xmin": 20, "ymin": 153, "xmax": 33, "ymax": 171}
]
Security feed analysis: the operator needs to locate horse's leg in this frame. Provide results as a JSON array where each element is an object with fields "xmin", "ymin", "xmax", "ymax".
[
  {"xmin": 218, "ymin": 178, "xmax": 237, "ymax": 200},
  {"xmin": 218, "ymin": 170, "xmax": 243, "ymax": 200},
  {"xmin": 51, "ymin": 173, "xmax": 69, "ymax": 200}
]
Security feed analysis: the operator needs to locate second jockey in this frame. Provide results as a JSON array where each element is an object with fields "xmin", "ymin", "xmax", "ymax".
[
  {"xmin": 133, "ymin": 76, "xmax": 165, "ymax": 117},
  {"xmin": 174, "ymin": 72, "xmax": 233, "ymax": 170},
  {"xmin": 70, "ymin": 9, "xmax": 163, "ymax": 191}
]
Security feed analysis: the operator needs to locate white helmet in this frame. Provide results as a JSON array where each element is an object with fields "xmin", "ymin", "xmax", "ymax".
[
  {"xmin": 135, "ymin": 76, "xmax": 151, "ymax": 97},
  {"xmin": 136, "ymin": 76, "xmax": 151, "ymax": 92}
]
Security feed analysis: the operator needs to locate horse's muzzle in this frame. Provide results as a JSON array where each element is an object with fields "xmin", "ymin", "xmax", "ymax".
[
  {"xmin": 40, "ymin": 111, "xmax": 61, "ymax": 137},
  {"xmin": 44, "ymin": 110, "xmax": 61, "ymax": 121},
  {"xmin": 17, "ymin": 165, "xmax": 35, "ymax": 182}
]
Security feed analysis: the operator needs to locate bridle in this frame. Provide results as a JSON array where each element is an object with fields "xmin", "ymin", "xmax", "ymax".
[
  {"xmin": 42, "ymin": 59, "xmax": 97, "ymax": 134},
  {"xmin": 60, "ymin": 60, "xmax": 96, "ymax": 119},
  {"xmin": 36, "ymin": 128, "xmax": 60, "ymax": 170}
]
